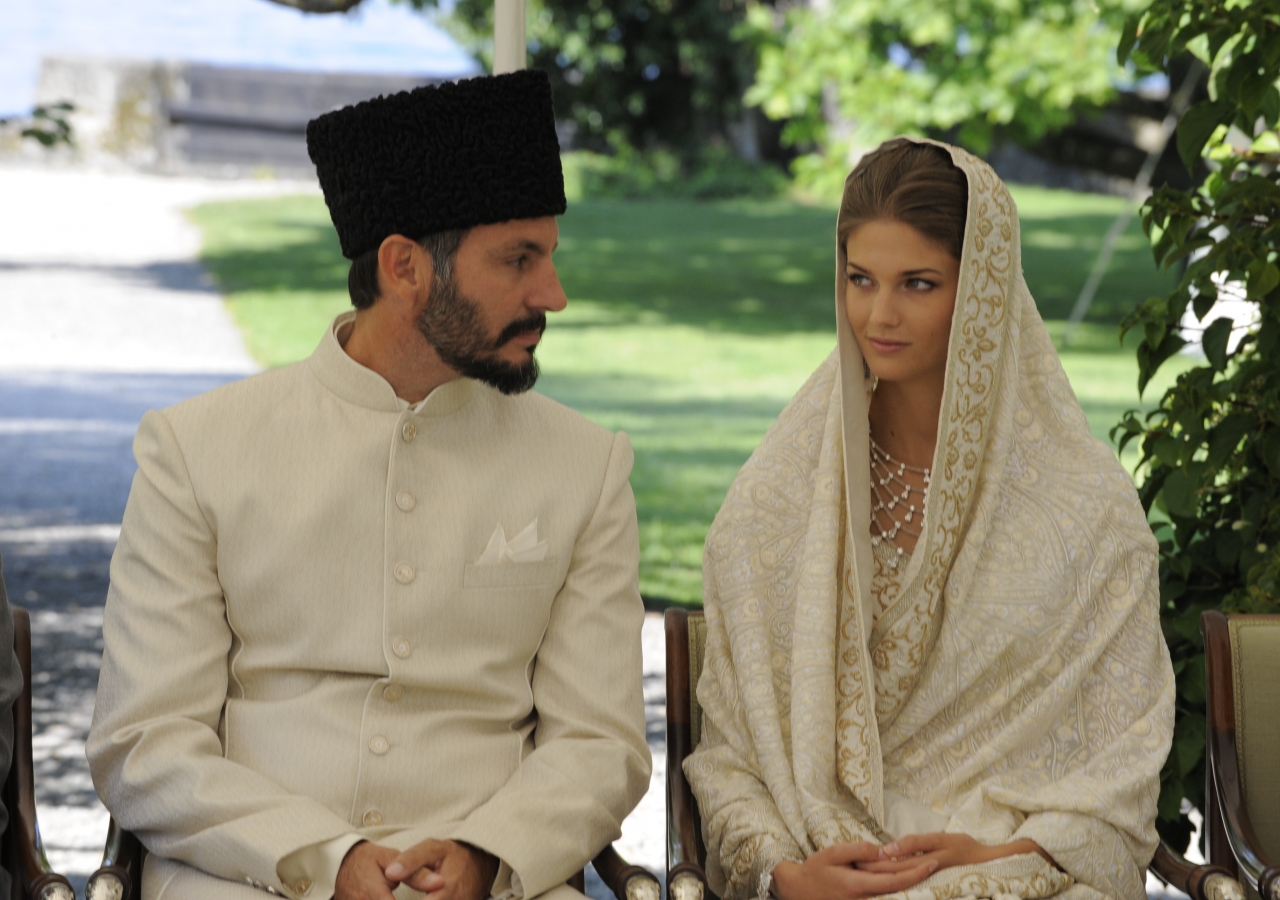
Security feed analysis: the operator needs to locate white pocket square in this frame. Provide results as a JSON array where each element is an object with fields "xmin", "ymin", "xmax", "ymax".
[{"xmin": 475, "ymin": 519, "xmax": 549, "ymax": 565}]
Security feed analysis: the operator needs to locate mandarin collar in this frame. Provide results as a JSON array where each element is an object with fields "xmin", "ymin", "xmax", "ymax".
[{"xmin": 307, "ymin": 311, "xmax": 477, "ymax": 417}]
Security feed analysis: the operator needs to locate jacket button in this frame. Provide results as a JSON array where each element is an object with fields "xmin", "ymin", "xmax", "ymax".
[
  {"xmin": 363, "ymin": 809, "xmax": 383, "ymax": 826},
  {"xmin": 383, "ymin": 683, "xmax": 404, "ymax": 702},
  {"xmin": 369, "ymin": 735, "xmax": 389, "ymax": 755},
  {"xmin": 402, "ymin": 422, "xmax": 417, "ymax": 442},
  {"xmin": 392, "ymin": 638, "xmax": 412, "ymax": 658},
  {"xmin": 295, "ymin": 878, "xmax": 313, "ymax": 896},
  {"xmin": 394, "ymin": 563, "xmax": 415, "ymax": 584},
  {"xmin": 395, "ymin": 491, "xmax": 415, "ymax": 512}
]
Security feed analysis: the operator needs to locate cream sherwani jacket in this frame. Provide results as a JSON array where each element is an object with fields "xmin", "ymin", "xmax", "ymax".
[{"xmin": 87, "ymin": 314, "xmax": 652, "ymax": 900}]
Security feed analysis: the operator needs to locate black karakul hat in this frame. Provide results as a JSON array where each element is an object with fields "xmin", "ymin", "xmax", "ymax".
[{"xmin": 306, "ymin": 69, "xmax": 567, "ymax": 260}]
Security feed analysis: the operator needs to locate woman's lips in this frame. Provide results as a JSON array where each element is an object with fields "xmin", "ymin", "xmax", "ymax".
[{"xmin": 868, "ymin": 337, "xmax": 909, "ymax": 354}]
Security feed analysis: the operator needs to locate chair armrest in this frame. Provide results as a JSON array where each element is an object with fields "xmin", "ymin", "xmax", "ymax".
[
  {"xmin": 592, "ymin": 845, "xmax": 660, "ymax": 900},
  {"xmin": 85, "ymin": 818, "xmax": 145, "ymax": 900},
  {"xmin": 3, "ymin": 608, "xmax": 75, "ymax": 900},
  {"xmin": 1149, "ymin": 841, "xmax": 1245, "ymax": 900}
]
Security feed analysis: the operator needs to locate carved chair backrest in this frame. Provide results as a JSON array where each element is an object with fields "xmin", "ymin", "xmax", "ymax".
[{"xmin": 1226, "ymin": 616, "xmax": 1280, "ymax": 862}]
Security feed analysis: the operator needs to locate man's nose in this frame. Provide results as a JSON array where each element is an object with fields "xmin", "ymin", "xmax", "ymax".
[{"xmin": 531, "ymin": 262, "xmax": 568, "ymax": 313}]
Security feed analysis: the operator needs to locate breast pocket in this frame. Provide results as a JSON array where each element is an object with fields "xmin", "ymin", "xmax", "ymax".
[{"xmin": 463, "ymin": 557, "xmax": 561, "ymax": 591}]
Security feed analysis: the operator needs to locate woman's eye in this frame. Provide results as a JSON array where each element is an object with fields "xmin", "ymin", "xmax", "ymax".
[
  {"xmin": 847, "ymin": 273, "xmax": 871, "ymax": 286},
  {"xmin": 906, "ymin": 278, "xmax": 937, "ymax": 291}
]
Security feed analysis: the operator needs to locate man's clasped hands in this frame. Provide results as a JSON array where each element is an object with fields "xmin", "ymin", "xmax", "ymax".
[
  {"xmin": 772, "ymin": 833, "xmax": 1057, "ymax": 900},
  {"xmin": 337, "ymin": 836, "xmax": 499, "ymax": 900}
]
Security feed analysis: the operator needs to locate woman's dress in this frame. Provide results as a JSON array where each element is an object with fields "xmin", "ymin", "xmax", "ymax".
[{"xmin": 684, "ymin": 139, "xmax": 1175, "ymax": 900}]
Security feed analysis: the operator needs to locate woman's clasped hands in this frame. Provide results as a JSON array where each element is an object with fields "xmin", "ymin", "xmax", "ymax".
[{"xmin": 772, "ymin": 834, "xmax": 1054, "ymax": 900}]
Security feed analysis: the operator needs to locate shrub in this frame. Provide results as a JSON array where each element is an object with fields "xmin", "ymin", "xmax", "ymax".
[{"xmin": 1113, "ymin": 0, "xmax": 1280, "ymax": 854}]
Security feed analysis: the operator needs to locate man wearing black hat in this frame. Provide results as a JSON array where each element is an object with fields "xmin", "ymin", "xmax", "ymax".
[{"xmin": 87, "ymin": 71, "xmax": 651, "ymax": 900}]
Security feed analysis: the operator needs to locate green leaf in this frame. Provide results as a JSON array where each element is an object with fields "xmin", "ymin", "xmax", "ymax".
[
  {"xmin": 1138, "ymin": 333, "xmax": 1189, "ymax": 395},
  {"xmin": 1242, "ymin": 67, "xmax": 1274, "ymax": 118},
  {"xmin": 1202, "ymin": 316, "xmax": 1235, "ymax": 371},
  {"xmin": 1262, "ymin": 86, "xmax": 1280, "ymax": 130},
  {"xmin": 1175, "ymin": 713, "xmax": 1206, "ymax": 777},
  {"xmin": 1263, "ymin": 428, "xmax": 1280, "ymax": 476},
  {"xmin": 1251, "ymin": 262, "xmax": 1280, "ymax": 300},
  {"xmin": 1163, "ymin": 468, "xmax": 1201, "ymax": 519},
  {"xmin": 1208, "ymin": 413, "xmax": 1252, "ymax": 468},
  {"xmin": 1261, "ymin": 28, "xmax": 1280, "ymax": 68},
  {"xmin": 1161, "ymin": 577, "xmax": 1188, "ymax": 604},
  {"xmin": 1154, "ymin": 434, "xmax": 1185, "ymax": 467},
  {"xmin": 1117, "ymin": 15, "xmax": 1140, "ymax": 66},
  {"xmin": 1177, "ymin": 100, "xmax": 1232, "ymax": 173},
  {"xmin": 1193, "ymin": 289, "xmax": 1218, "ymax": 321},
  {"xmin": 1209, "ymin": 25, "xmax": 1237, "ymax": 64},
  {"xmin": 1217, "ymin": 528, "xmax": 1243, "ymax": 569}
]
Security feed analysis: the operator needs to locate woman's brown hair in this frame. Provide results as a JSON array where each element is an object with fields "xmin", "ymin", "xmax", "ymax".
[{"xmin": 838, "ymin": 138, "xmax": 969, "ymax": 260}]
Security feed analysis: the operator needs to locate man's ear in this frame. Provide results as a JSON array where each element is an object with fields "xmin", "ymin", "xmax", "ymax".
[{"xmin": 376, "ymin": 235, "xmax": 434, "ymax": 308}]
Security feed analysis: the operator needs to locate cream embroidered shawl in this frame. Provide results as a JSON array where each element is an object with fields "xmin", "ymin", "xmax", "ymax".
[{"xmin": 684, "ymin": 140, "xmax": 1176, "ymax": 900}]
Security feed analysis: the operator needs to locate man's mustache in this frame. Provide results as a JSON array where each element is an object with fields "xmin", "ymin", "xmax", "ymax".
[{"xmin": 493, "ymin": 313, "xmax": 547, "ymax": 349}]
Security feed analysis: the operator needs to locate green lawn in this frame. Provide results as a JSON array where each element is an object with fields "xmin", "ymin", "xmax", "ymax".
[{"xmin": 188, "ymin": 187, "xmax": 1193, "ymax": 603}]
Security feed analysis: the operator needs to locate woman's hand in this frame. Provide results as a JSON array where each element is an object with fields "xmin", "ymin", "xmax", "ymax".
[
  {"xmin": 772, "ymin": 842, "xmax": 938, "ymax": 900},
  {"xmin": 853, "ymin": 834, "xmax": 1057, "ymax": 875}
]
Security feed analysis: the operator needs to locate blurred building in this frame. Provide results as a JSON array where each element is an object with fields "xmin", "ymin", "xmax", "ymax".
[{"xmin": 0, "ymin": 0, "xmax": 480, "ymax": 175}]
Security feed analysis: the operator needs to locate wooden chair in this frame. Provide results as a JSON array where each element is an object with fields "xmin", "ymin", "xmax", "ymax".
[
  {"xmin": 87, "ymin": 784, "xmax": 660, "ymax": 899},
  {"xmin": 1201, "ymin": 610, "xmax": 1280, "ymax": 900},
  {"xmin": 1, "ymin": 608, "xmax": 75, "ymax": 900},
  {"xmin": 665, "ymin": 607, "xmax": 1245, "ymax": 900}
]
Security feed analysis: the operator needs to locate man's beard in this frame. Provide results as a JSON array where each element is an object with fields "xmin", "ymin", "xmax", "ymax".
[{"xmin": 415, "ymin": 274, "xmax": 544, "ymax": 395}]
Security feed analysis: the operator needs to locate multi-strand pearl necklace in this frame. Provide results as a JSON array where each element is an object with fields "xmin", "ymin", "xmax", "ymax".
[{"xmin": 870, "ymin": 436, "xmax": 930, "ymax": 566}]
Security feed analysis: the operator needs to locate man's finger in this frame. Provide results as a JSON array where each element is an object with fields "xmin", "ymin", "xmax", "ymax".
[
  {"xmin": 386, "ymin": 839, "xmax": 450, "ymax": 882},
  {"xmin": 405, "ymin": 868, "xmax": 448, "ymax": 893},
  {"xmin": 812, "ymin": 841, "xmax": 883, "ymax": 865}
]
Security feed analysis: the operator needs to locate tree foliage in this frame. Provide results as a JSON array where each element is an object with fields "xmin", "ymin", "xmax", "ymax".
[
  {"xmin": 743, "ymin": 0, "xmax": 1145, "ymax": 190},
  {"xmin": 399, "ymin": 0, "xmax": 761, "ymax": 159},
  {"xmin": 1111, "ymin": 0, "xmax": 1280, "ymax": 854},
  {"xmin": 0, "ymin": 102, "xmax": 75, "ymax": 148}
]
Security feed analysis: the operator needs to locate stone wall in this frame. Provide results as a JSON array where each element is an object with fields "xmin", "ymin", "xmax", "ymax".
[{"xmin": 17, "ymin": 56, "xmax": 438, "ymax": 176}]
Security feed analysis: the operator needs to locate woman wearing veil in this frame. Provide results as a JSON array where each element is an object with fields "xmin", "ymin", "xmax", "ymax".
[{"xmin": 684, "ymin": 137, "xmax": 1175, "ymax": 900}]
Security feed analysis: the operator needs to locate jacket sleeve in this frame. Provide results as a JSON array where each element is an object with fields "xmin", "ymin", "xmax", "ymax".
[
  {"xmin": 86, "ymin": 410, "xmax": 356, "ymax": 899},
  {"xmin": 683, "ymin": 562, "xmax": 805, "ymax": 900},
  {"xmin": 443, "ymin": 430, "xmax": 652, "ymax": 898}
]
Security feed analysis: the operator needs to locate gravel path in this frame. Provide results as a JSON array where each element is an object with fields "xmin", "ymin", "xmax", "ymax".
[{"xmin": 0, "ymin": 164, "xmax": 666, "ymax": 897}]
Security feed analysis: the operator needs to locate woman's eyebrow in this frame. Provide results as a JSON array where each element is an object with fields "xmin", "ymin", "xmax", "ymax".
[{"xmin": 845, "ymin": 261, "xmax": 945, "ymax": 277}]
